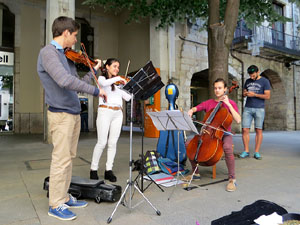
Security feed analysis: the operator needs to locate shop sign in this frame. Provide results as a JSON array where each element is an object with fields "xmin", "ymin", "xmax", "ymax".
[{"xmin": 0, "ymin": 51, "xmax": 14, "ymax": 66}]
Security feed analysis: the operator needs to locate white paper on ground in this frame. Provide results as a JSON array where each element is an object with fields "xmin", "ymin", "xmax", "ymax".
[
  {"xmin": 254, "ymin": 212, "xmax": 283, "ymax": 225},
  {"xmin": 159, "ymin": 179, "xmax": 185, "ymax": 187},
  {"xmin": 143, "ymin": 173, "xmax": 174, "ymax": 184}
]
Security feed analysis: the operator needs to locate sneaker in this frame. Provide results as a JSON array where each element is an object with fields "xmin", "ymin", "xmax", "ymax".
[
  {"xmin": 65, "ymin": 194, "xmax": 88, "ymax": 208},
  {"xmin": 239, "ymin": 151, "xmax": 250, "ymax": 158},
  {"xmin": 90, "ymin": 170, "xmax": 99, "ymax": 180},
  {"xmin": 226, "ymin": 179, "xmax": 236, "ymax": 192},
  {"xmin": 104, "ymin": 170, "xmax": 117, "ymax": 182},
  {"xmin": 254, "ymin": 152, "xmax": 262, "ymax": 160},
  {"xmin": 48, "ymin": 204, "xmax": 77, "ymax": 221}
]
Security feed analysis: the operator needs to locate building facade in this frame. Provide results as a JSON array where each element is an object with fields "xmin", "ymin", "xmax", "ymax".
[
  {"xmin": 162, "ymin": 0, "xmax": 300, "ymax": 132},
  {"xmin": 0, "ymin": 0, "xmax": 151, "ymax": 137},
  {"xmin": 0, "ymin": 0, "xmax": 299, "ymax": 136}
]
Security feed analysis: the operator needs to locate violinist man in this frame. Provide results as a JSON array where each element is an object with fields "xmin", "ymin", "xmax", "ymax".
[
  {"xmin": 240, "ymin": 65, "xmax": 271, "ymax": 160},
  {"xmin": 37, "ymin": 16, "xmax": 106, "ymax": 221},
  {"xmin": 187, "ymin": 78, "xmax": 241, "ymax": 192}
]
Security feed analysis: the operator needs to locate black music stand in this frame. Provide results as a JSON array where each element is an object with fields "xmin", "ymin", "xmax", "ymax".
[
  {"xmin": 147, "ymin": 110, "xmax": 198, "ymax": 200},
  {"xmin": 124, "ymin": 61, "xmax": 164, "ymax": 193},
  {"xmin": 107, "ymin": 61, "xmax": 163, "ymax": 224},
  {"xmin": 133, "ymin": 102, "xmax": 165, "ymax": 193}
]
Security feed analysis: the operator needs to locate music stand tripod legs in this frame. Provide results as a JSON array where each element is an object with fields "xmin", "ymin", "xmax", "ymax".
[
  {"xmin": 107, "ymin": 94, "xmax": 161, "ymax": 224},
  {"xmin": 168, "ymin": 130, "xmax": 186, "ymax": 200},
  {"xmin": 133, "ymin": 102, "xmax": 164, "ymax": 193},
  {"xmin": 133, "ymin": 163, "xmax": 165, "ymax": 193},
  {"xmin": 146, "ymin": 110, "xmax": 199, "ymax": 201}
]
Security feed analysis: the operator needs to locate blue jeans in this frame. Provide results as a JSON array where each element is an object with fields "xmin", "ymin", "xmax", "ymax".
[
  {"xmin": 80, "ymin": 113, "xmax": 89, "ymax": 132},
  {"xmin": 242, "ymin": 107, "xmax": 265, "ymax": 129}
]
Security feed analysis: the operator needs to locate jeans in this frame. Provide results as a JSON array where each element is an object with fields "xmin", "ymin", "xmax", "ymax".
[
  {"xmin": 80, "ymin": 112, "xmax": 89, "ymax": 132},
  {"xmin": 242, "ymin": 107, "xmax": 265, "ymax": 129}
]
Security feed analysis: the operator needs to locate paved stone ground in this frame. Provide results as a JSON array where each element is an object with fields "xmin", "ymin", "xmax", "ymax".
[{"xmin": 0, "ymin": 130, "xmax": 299, "ymax": 225}]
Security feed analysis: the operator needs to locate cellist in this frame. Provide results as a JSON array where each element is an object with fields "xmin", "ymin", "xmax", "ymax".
[{"xmin": 187, "ymin": 78, "xmax": 241, "ymax": 192}]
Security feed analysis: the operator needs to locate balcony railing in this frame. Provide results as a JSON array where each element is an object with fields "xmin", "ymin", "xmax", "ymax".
[{"xmin": 234, "ymin": 25, "xmax": 300, "ymax": 52}]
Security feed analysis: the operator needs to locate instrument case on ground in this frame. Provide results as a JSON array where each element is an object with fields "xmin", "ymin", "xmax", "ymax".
[{"xmin": 43, "ymin": 176, "xmax": 122, "ymax": 203}]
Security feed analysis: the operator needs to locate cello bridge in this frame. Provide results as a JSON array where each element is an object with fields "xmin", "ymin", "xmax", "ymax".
[{"xmin": 203, "ymin": 129, "xmax": 210, "ymax": 135}]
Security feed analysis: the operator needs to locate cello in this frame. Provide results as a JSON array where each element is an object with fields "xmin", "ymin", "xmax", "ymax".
[{"xmin": 186, "ymin": 81, "xmax": 239, "ymax": 166}]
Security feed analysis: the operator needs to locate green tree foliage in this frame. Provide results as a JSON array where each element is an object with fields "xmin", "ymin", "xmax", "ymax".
[
  {"xmin": 83, "ymin": 0, "xmax": 300, "ymax": 97},
  {"xmin": 83, "ymin": 0, "xmax": 297, "ymax": 29}
]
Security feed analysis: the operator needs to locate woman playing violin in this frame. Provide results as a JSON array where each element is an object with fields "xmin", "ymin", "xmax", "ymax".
[
  {"xmin": 90, "ymin": 58, "xmax": 131, "ymax": 182},
  {"xmin": 187, "ymin": 78, "xmax": 241, "ymax": 192}
]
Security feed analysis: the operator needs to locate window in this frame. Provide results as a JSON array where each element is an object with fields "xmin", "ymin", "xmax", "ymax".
[
  {"xmin": 272, "ymin": 2, "xmax": 284, "ymax": 47},
  {"xmin": 234, "ymin": 20, "xmax": 252, "ymax": 39},
  {"xmin": 0, "ymin": 3, "xmax": 14, "ymax": 132},
  {"xmin": 0, "ymin": 3, "xmax": 14, "ymax": 50},
  {"xmin": 74, "ymin": 18, "xmax": 94, "ymax": 73}
]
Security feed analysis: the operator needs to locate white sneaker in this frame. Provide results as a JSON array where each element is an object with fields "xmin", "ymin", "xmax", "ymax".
[{"xmin": 226, "ymin": 179, "xmax": 236, "ymax": 192}]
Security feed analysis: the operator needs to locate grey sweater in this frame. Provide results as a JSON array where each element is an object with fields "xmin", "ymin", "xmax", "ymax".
[{"xmin": 37, "ymin": 44, "xmax": 99, "ymax": 114}]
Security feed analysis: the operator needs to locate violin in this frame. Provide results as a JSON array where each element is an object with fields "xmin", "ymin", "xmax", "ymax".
[
  {"xmin": 64, "ymin": 48, "xmax": 97, "ymax": 67},
  {"xmin": 186, "ymin": 81, "xmax": 239, "ymax": 166},
  {"xmin": 67, "ymin": 43, "xmax": 106, "ymax": 102},
  {"xmin": 66, "ymin": 47, "xmax": 130, "ymax": 87},
  {"xmin": 64, "ymin": 46, "xmax": 109, "ymax": 75},
  {"xmin": 114, "ymin": 60, "xmax": 131, "ymax": 85},
  {"xmin": 114, "ymin": 75, "xmax": 131, "ymax": 85}
]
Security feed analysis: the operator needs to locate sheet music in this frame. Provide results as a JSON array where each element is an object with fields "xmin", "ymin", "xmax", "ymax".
[
  {"xmin": 147, "ymin": 110, "xmax": 199, "ymax": 134},
  {"xmin": 121, "ymin": 61, "xmax": 164, "ymax": 100},
  {"xmin": 182, "ymin": 111, "xmax": 199, "ymax": 134}
]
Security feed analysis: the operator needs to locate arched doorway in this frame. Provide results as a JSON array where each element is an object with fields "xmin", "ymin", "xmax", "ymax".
[
  {"xmin": 190, "ymin": 69, "xmax": 209, "ymax": 122},
  {"xmin": 261, "ymin": 69, "xmax": 287, "ymax": 130}
]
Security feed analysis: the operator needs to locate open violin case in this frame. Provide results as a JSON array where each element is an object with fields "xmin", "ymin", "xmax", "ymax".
[{"xmin": 43, "ymin": 176, "xmax": 122, "ymax": 203}]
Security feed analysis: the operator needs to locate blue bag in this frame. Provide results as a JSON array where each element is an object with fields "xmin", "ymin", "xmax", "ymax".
[
  {"xmin": 157, "ymin": 157, "xmax": 188, "ymax": 176},
  {"xmin": 156, "ymin": 130, "xmax": 187, "ymax": 163}
]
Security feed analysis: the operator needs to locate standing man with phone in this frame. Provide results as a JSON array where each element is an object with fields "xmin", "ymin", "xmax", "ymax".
[{"xmin": 240, "ymin": 65, "xmax": 271, "ymax": 160}]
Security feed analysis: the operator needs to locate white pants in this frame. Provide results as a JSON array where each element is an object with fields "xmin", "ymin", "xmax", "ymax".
[{"xmin": 91, "ymin": 108, "xmax": 123, "ymax": 171}]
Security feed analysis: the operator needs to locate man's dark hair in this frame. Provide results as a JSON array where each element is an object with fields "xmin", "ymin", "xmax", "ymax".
[
  {"xmin": 52, "ymin": 16, "xmax": 80, "ymax": 38},
  {"xmin": 247, "ymin": 65, "xmax": 259, "ymax": 74},
  {"xmin": 214, "ymin": 78, "xmax": 227, "ymax": 88}
]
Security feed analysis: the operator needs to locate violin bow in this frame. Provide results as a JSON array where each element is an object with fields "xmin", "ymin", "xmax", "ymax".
[
  {"xmin": 80, "ymin": 43, "xmax": 101, "ymax": 89},
  {"xmin": 193, "ymin": 120, "xmax": 234, "ymax": 136},
  {"xmin": 125, "ymin": 60, "xmax": 130, "ymax": 78},
  {"xmin": 80, "ymin": 43, "xmax": 106, "ymax": 101}
]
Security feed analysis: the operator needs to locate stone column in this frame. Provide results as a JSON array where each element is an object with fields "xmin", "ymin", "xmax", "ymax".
[
  {"xmin": 44, "ymin": 0, "xmax": 75, "ymax": 143},
  {"xmin": 46, "ymin": 0, "xmax": 75, "ymax": 44},
  {"xmin": 149, "ymin": 19, "xmax": 169, "ymax": 110},
  {"xmin": 168, "ymin": 25, "xmax": 175, "ymax": 80}
]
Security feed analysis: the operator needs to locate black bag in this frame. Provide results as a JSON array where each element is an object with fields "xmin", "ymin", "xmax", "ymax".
[
  {"xmin": 43, "ymin": 176, "xmax": 122, "ymax": 204},
  {"xmin": 211, "ymin": 199, "xmax": 288, "ymax": 225}
]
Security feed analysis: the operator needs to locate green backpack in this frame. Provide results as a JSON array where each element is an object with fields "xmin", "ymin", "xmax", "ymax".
[{"xmin": 144, "ymin": 151, "xmax": 161, "ymax": 174}]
